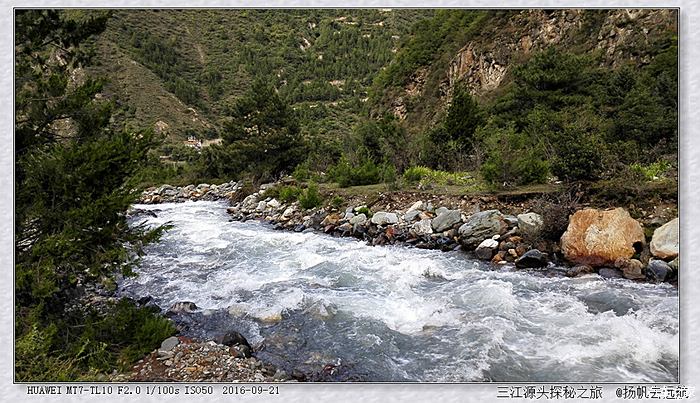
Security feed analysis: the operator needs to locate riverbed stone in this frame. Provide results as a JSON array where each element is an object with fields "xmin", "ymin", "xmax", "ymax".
[
  {"xmin": 517, "ymin": 212, "xmax": 544, "ymax": 238},
  {"xmin": 475, "ymin": 238, "xmax": 499, "ymax": 260},
  {"xmin": 598, "ymin": 268, "xmax": 623, "ymax": 279},
  {"xmin": 615, "ymin": 257, "xmax": 646, "ymax": 280},
  {"xmin": 458, "ymin": 210, "xmax": 507, "ymax": 248},
  {"xmin": 408, "ymin": 201, "xmax": 424, "ymax": 211},
  {"xmin": 349, "ymin": 213, "xmax": 367, "ymax": 225},
  {"xmin": 167, "ymin": 301, "xmax": 197, "ymax": 314},
  {"xmin": 647, "ymin": 259, "xmax": 671, "ymax": 282},
  {"xmin": 404, "ymin": 209, "xmax": 421, "ymax": 222},
  {"xmin": 432, "ymin": 209, "xmax": 462, "ymax": 233},
  {"xmin": 371, "ymin": 212, "xmax": 398, "ymax": 226},
  {"xmin": 650, "ymin": 218, "xmax": 679, "ymax": 260},
  {"xmin": 411, "ymin": 219, "xmax": 433, "ymax": 236},
  {"xmin": 321, "ymin": 213, "xmax": 341, "ymax": 226},
  {"xmin": 566, "ymin": 264, "xmax": 595, "ymax": 277},
  {"xmin": 669, "ymin": 256, "xmax": 679, "ymax": 271},
  {"xmin": 160, "ymin": 336, "xmax": 180, "ymax": 352},
  {"xmin": 256, "ymin": 200, "xmax": 268, "ymax": 212},
  {"xmin": 560, "ymin": 208, "xmax": 645, "ymax": 267},
  {"xmin": 515, "ymin": 249, "xmax": 548, "ymax": 268}
]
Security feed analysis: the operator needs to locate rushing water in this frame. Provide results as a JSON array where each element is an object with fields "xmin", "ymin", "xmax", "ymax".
[{"xmin": 121, "ymin": 201, "xmax": 679, "ymax": 382}]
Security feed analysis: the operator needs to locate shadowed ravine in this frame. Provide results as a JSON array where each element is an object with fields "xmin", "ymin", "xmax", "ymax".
[{"xmin": 120, "ymin": 201, "xmax": 679, "ymax": 382}]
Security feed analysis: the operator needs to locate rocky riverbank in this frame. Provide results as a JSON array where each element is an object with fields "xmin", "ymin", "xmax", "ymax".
[{"xmin": 138, "ymin": 180, "xmax": 679, "ymax": 284}]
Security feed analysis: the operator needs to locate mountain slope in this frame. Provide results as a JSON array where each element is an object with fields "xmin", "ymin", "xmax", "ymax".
[{"xmin": 89, "ymin": 9, "xmax": 433, "ymax": 142}]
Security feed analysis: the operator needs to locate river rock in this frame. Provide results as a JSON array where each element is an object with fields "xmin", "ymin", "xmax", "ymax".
[
  {"xmin": 214, "ymin": 331, "xmax": 252, "ymax": 349},
  {"xmin": 282, "ymin": 206, "xmax": 296, "ymax": 219},
  {"xmin": 598, "ymin": 268, "xmax": 623, "ymax": 279},
  {"xmin": 160, "ymin": 336, "xmax": 180, "ymax": 352},
  {"xmin": 504, "ymin": 215, "xmax": 519, "ymax": 227},
  {"xmin": 411, "ymin": 219, "xmax": 433, "ymax": 236},
  {"xmin": 371, "ymin": 212, "xmax": 398, "ymax": 226},
  {"xmin": 167, "ymin": 301, "xmax": 197, "ymax": 314},
  {"xmin": 614, "ymin": 257, "xmax": 645, "ymax": 280},
  {"xmin": 669, "ymin": 256, "xmax": 679, "ymax": 271},
  {"xmin": 432, "ymin": 209, "xmax": 462, "ymax": 233},
  {"xmin": 435, "ymin": 206, "xmax": 449, "ymax": 216},
  {"xmin": 475, "ymin": 238, "xmax": 499, "ymax": 260},
  {"xmin": 404, "ymin": 209, "xmax": 421, "ymax": 222},
  {"xmin": 408, "ymin": 201, "xmax": 424, "ymax": 211},
  {"xmin": 566, "ymin": 264, "xmax": 594, "ymax": 277},
  {"xmin": 458, "ymin": 210, "xmax": 507, "ymax": 248},
  {"xmin": 650, "ymin": 218, "xmax": 679, "ymax": 260},
  {"xmin": 256, "ymin": 200, "xmax": 268, "ymax": 212},
  {"xmin": 515, "ymin": 249, "xmax": 548, "ymax": 268},
  {"xmin": 267, "ymin": 199, "xmax": 281, "ymax": 209},
  {"xmin": 517, "ymin": 212, "xmax": 544, "ymax": 238},
  {"xmin": 647, "ymin": 259, "xmax": 671, "ymax": 282},
  {"xmin": 349, "ymin": 213, "xmax": 367, "ymax": 225},
  {"xmin": 321, "ymin": 213, "xmax": 341, "ymax": 226},
  {"xmin": 560, "ymin": 208, "xmax": 645, "ymax": 267}
]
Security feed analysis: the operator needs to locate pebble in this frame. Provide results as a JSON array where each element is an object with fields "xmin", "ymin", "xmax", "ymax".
[{"xmin": 117, "ymin": 339, "xmax": 288, "ymax": 382}]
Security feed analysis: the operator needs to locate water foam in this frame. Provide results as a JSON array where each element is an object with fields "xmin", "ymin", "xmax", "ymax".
[{"xmin": 122, "ymin": 201, "xmax": 679, "ymax": 382}]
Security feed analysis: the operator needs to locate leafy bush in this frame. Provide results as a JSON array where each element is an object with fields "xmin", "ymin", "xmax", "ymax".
[
  {"xmin": 381, "ymin": 163, "xmax": 398, "ymax": 189},
  {"xmin": 403, "ymin": 166, "xmax": 476, "ymax": 186},
  {"xmin": 279, "ymin": 186, "xmax": 303, "ymax": 203},
  {"xmin": 15, "ymin": 299, "xmax": 176, "ymax": 380},
  {"xmin": 329, "ymin": 155, "xmax": 382, "ymax": 187},
  {"xmin": 355, "ymin": 206, "xmax": 372, "ymax": 217},
  {"xmin": 292, "ymin": 161, "xmax": 311, "ymax": 181},
  {"xmin": 403, "ymin": 166, "xmax": 432, "ymax": 182},
  {"xmin": 262, "ymin": 185, "xmax": 302, "ymax": 203},
  {"xmin": 299, "ymin": 182, "xmax": 323, "ymax": 209},
  {"xmin": 480, "ymin": 124, "xmax": 550, "ymax": 186},
  {"xmin": 630, "ymin": 160, "xmax": 672, "ymax": 181}
]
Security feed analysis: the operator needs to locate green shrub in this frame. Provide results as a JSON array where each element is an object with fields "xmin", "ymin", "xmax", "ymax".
[
  {"xmin": 279, "ymin": 186, "xmax": 303, "ymax": 203},
  {"xmin": 355, "ymin": 206, "xmax": 372, "ymax": 217},
  {"xmin": 329, "ymin": 156, "xmax": 381, "ymax": 187},
  {"xmin": 403, "ymin": 166, "xmax": 432, "ymax": 182},
  {"xmin": 15, "ymin": 299, "xmax": 176, "ymax": 380},
  {"xmin": 299, "ymin": 182, "xmax": 323, "ymax": 209},
  {"xmin": 479, "ymin": 124, "xmax": 550, "ymax": 186},
  {"xmin": 292, "ymin": 161, "xmax": 311, "ymax": 181},
  {"xmin": 630, "ymin": 160, "xmax": 671, "ymax": 181},
  {"xmin": 381, "ymin": 163, "xmax": 398, "ymax": 189},
  {"xmin": 330, "ymin": 195, "xmax": 344, "ymax": 209},
  {"xmin": 264, "ymin": 185, "xmax": 302, "ymax": 203},
  {"xmin": 403, "ymin": 165, "xmax": 478, "ymax": 187}
]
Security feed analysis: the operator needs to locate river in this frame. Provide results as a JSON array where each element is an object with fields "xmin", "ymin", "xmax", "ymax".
[{"xmin": 121, "ymin": 201, "xmax": 679, "ymax": 382}]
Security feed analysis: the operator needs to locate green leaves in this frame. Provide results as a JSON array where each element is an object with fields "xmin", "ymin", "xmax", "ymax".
[{"xmin": 209, "ymin": 77, "xmax": 307, "ymax": 181}]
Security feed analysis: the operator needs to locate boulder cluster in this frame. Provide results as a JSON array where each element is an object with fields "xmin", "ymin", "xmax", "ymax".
[
  {"xmin": 226, "ymin": 184, "xmax": 556, "ymax": 270},
  {"xmin": 139, "ymin": 181, "xmax": 241, "ymax": 204}
]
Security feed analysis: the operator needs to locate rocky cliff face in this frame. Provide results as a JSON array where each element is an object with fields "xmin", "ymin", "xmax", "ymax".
[{"xmin": 447, "ymin": 9, "xmax": 676, "ymax": 97}]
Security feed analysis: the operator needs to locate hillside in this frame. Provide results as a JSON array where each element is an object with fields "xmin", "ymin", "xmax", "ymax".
[
  {"xmin": 370, "ymin": 9, "xmax": 678, "ymax": 139},
  {"xmin": 90, "ymin": 9, "xmax": 433, "ymax": 143}
]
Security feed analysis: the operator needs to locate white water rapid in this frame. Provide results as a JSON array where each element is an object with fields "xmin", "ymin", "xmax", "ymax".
[{"xmin": 121, "ymin": 201, "xmax": 679, "ymax": 382}]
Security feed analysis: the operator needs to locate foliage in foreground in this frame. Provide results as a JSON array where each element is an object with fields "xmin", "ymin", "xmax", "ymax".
[{"xmin": 15, "ymin": 10, "xmax": 170, "ymax": 381}]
